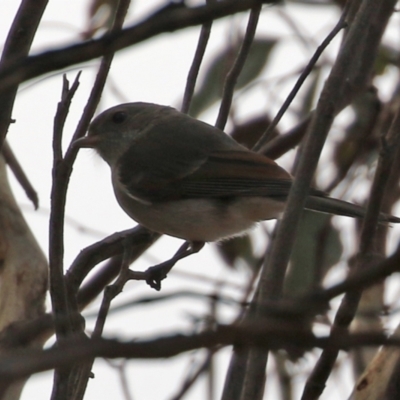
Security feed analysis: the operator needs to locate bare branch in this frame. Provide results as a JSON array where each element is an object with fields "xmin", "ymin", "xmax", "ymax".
[
  {"xmin": 0, "ymin": 0, "xmax": 48, "ymax": 149},
  {"xmin": 253, "ymin": 13, "xmax": 348, "ymax": 152},
  {"xmin": 302, "ymin": 76, "xmax": 400, "ymax": 400},
  {"xmin": 0, "ymin": 0, "xmax": 279, "ymax": 93},
  {"xmin": 0, "ymin": 323, "xmax": 398, "ymax": 386},
  {"xmin": 215, "ymin": 5, "xmax": 261, "ymax": 130},
  {"xmin": 236, "ymin": 2, "xmax": 396, "ymax": 399},
  {"xmin": 0, "ymin": 156, "xmax": 48, "ymax": 398},
  {"xmin": 2, "ymin": 140, "xmax": 39, "ymax": 209},
  {"xmin": 181, "ymin": 0, "xmax": 215, "ymax": 114}
]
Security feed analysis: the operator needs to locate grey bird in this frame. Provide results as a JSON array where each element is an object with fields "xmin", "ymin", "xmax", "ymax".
[{"xmin": 74, "ymin": 102, "xmax": 400, "ymax": 242}]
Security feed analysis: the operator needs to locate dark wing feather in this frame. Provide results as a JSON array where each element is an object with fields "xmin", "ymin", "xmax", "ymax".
[
  {"xmin": 172, "ymin": 151, "xmax": 295, "ymax": 199},
  {"xmin": 118, "ymin": 139, "xmax": 321, "ymax": 201},
  {"xmin": 115, "ymin": 110, "xmax": 324, "ymax": 202}
]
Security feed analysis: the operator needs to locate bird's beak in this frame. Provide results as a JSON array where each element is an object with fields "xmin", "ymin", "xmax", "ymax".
[{"xmin": 73, "ymin": 135, "xmax": 100, "ymax": 149}]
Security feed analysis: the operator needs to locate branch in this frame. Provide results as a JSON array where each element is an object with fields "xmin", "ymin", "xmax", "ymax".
[
  {"xmin": 302, "ymin": 72, "xmax": 400, "ymax": 400},
  {"xmin": 253, "ymin": 15, "xmax": 347, "ymax": 152},
  {"xmin": 0, "ymin": 0, "xmax": 279, "ymax": 92},
  {"xmin": 66, "ymin": 226, "xmax": 159, "ymax": 294},
  {"xmin": 50, "ymin": 1, "xmax": 132, "ymax": 398},
  {"xmin": 0, "ymin": 0, "xmax": 48, "ymax": 149},
  {"xmin": 0, "ymin": 323, "xmax": 398, "ymax": 387},
  {"xmin": 0, "ymin": 157, "xmax": 48, "ymax": 397},
  {"xmin": 215, "ymin": 5, "xmax": 261, "ymax": 130},
  {"xmin": 2, "ymin": 140, "xmax": 39, "ymax": 209},
  {"xmin": 49, "ymin": 73, "xmax": 82, "ymax": 340},
  {"xmin": 237, "ymin": 1, "xmax": 395, "ymax": 399},
  {"xmin": 181, "ymin": 0, "xmax": 215, "ymax": 114},
  {"xmin": 308, "ymin": 244, "xmax": 400, "ymax": 304}
]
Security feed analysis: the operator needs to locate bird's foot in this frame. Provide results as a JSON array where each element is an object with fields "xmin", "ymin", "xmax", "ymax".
[{"xmin": 145, "ymin": 241, "xmax": 204, "ymax": 290}]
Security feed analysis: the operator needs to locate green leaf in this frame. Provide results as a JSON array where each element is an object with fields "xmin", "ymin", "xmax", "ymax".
[
  {"xmin": 284, "ymin": 210, "xmax": 343, "ymax": 297},
  {"xmin": 190, "ymin": 38, "xmax": 277, "ymax": 117},
  {"xmin": 215, "ymin": 235, "xmax": 259, "ymax": 272}
]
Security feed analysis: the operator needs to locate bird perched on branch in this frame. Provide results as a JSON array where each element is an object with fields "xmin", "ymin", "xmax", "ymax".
[{"xmin": 74, "ymin": 102, "xmax": 400, "ymax": 243}]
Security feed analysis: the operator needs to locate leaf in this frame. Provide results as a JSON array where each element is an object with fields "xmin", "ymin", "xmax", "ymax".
[
  {"xmin": 284, "ymin": 210, "xmax": 343, "ymax": 297},
  {"xmin": 190, "ymin": 38, "xmax": 277, "ymax": 117},
  {"xmin": 298, "ymin": 67, "xmax": 321, "ymax": 118},
  {"xmin": 374, "ymin": 44, "xmax": 399, "ymax": 76},
  {"xmin": 82, "ymin": 0, "xmax": 119, "ymax": 39},
  {"xmin": 328, "ymin": 89, "xmax": 381, "ymax": 191},
  {"xmin": 230, "ymin": 114, "xmax": 279, "ymax": 149},
  {"xmin": 215, "ymin": 235, "xmax": 260, "ymax": 272}
]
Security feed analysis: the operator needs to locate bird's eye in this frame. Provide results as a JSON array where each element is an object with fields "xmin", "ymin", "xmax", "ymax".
[{"xmin": 112, "ymin": 111, "xmax": 127, "ymax": 124}]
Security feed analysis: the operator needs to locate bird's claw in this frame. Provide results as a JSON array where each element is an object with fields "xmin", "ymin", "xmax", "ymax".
[
  {"xmin": 145, "ymin": 260, "xmax": 174, "ymax": 290},
  {"xmin": 144, "ymin": 241, "xmax": 205, "ymax": 290}
]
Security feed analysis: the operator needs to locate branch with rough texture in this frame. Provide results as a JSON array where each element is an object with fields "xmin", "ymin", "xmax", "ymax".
[
  {"xmin": 0, "ymin": 156, "xmax": 48, "ymax": 399},
  {"xmin": 0, "ymin": 1, "xmax": 49, "ymax": 399},
  {"xmin": 350, "ymin": 321, "xmax": 400, "ymax": 400}
]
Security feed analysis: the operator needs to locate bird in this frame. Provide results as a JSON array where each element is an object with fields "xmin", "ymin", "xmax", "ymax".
[{"xmin": 74, "ymin": 102, "xmax": 400, "ymax": 243}]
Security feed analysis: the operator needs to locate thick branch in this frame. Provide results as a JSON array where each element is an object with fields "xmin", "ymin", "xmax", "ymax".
[
  {"xmin": 0, "ymin": 0, "xmax": 48, "ymax": 149},
  {"xmin": 0, "ymin": 0, "xmax": 278, "ymax": 92},
  {"xmin": 0, "ymin": 324, "xmax": 397, "ymax": 387}
]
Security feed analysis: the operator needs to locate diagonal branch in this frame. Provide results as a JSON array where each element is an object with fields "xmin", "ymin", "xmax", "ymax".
[
  {"xmin": 215, "ymin": 5, "xmax": 261, "ymax": 130},
  {"xmin": 0, "ymin": 0, "xmax": 279, "ymax": 93},
  {"xmin": 0, "ymin": 323, "xmax": 399, "ymax": 387},
  {"xmin": 0, "ymin": 0, "xmax": 48, "ymax": 149},
  {"xmin": 181, "ymin": 0, "xmax": 216, "ymax": 114}
]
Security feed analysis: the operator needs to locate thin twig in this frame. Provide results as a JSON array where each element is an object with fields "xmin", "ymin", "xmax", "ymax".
[
  {"xmin": 252, "ymin": 16, "xmax": 347, "ymax": 152},
  {"xmin": 49, "ymin": 72, "xmax": 83, "ymax": 400},
  {"xmin": 83, "ymin": 290, "xmax": 244, "ymax": 320},
  {"xmin": 170, "ymin": 351, "xmax": 217, "ymax": 400},
  {"xmin": 49, "ymin": 73, "xmax": 82, "ymax": 340},
  {"xmin": 307, "ymin": 246, "xmax": 400, "ymax": 306},
  {"xmin": 2, "ymin": 140, "xmax": 39, "ymax": 209},
  {"xmin": 93, "ymin": 239, "xmax": 133, "ymax": 337},
  {"xmin": 67, "ymin": 226, "xmax": 159, "ymax": 296},
  {"xmin": 181, "ymin": 0, "xmax": 215, "ymax": 114},
  {"xmin": 215, "ymin": 5, "xmax": 261, "ymax": 130},
  {"xmin": 103, "ymin": 360, "xmax": 134, "ymax": 400},
  {"xmin": 260, "ymin": 114, "xmax": 312, "ymax": 159}
]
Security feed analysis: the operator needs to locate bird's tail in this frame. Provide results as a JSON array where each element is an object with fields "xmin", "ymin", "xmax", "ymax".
[{"xmin": 305, "ymin": 196, "xmax": 400, "ymax": 223}]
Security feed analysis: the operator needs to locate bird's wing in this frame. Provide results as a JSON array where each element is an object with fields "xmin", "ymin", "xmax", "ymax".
[
  {"xmin": 172, "ymin": 150, "xmax": 295, "ymax": 199},
  {"xmin": 116, "ymin": 134, "xmax": 211, "ymax": 202},
  {"xmin": 117, "ymin": 141, "xmax": 308, "ymax": 202}
]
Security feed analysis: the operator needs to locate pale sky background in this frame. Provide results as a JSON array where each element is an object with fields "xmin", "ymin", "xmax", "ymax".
[{"xmin": 2, "ymin": 1, "xmax": 399, "ymax": 399}]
